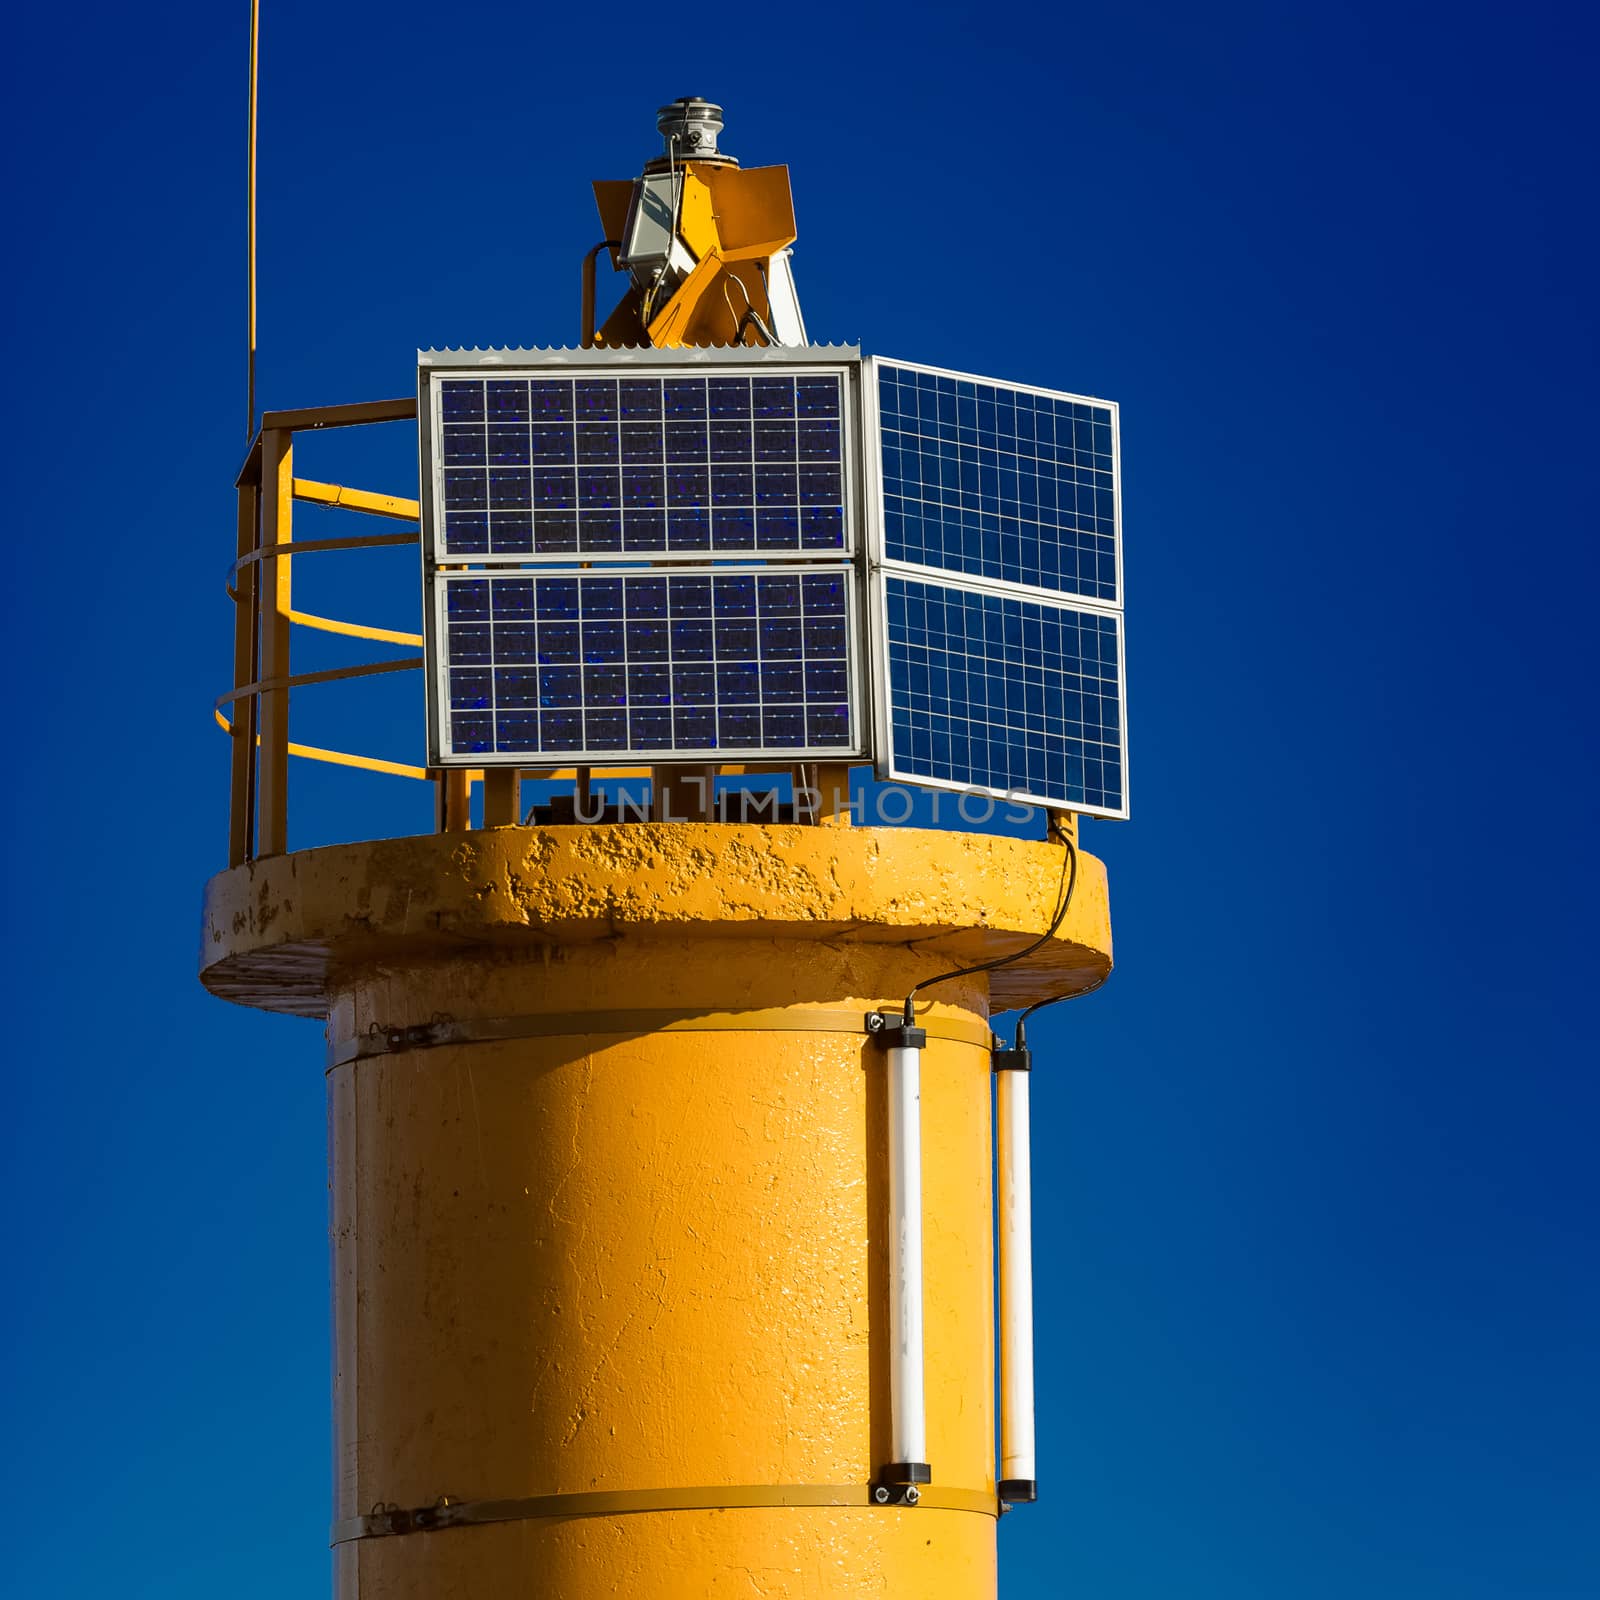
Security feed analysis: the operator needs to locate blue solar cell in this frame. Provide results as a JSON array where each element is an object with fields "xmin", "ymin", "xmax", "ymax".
[
  {"xmin": 444, "ymin": 511, "xmax": 488, "ymax": 554},
  {"xmin": 433, "ymin": 371, "xmax": 849, "ymax": 560},
  {"xmin": 439, "ymin": 567, "xmax": 857, "ymax": 759},
  {"xmin": 882, "ymin": 572, "xmax": 1126, "ymax": 816},
  {"xmin": 876, "ymin": 361, "xmax": 1119, "ymax": 605},
  {"xmin": 443, "ymin": 427, "xmax": 485, "ymax": 466},
  {"xmin": 664, "ymin": 378, "xmax": 707, "ymax": 419},
  {"xmin": 529, "ymin": 380, "xmax": 571, "ymax": 420},
  {"xmin": 440, "ymin": 380, "xmax": 484, "ymax": 422}
]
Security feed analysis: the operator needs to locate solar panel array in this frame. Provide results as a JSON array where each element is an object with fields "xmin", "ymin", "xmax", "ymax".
[
  {"xmin": 433, "ymin": 371, "xmax": 848, "ymax": 561},
  {"xmin": 873, "ymin": 358, "xmax": 1127, "ymax": 816},
  {"xmin": 439, "ymin": 568, "xmax": 855, "ymax": 759},
  {"xmin": 421, "ymin": 352, "xmax": 1125, "ymax": 810},
  {"xmin": 422, "ymin": 357, "xmax": 862, "ymax": 766}
]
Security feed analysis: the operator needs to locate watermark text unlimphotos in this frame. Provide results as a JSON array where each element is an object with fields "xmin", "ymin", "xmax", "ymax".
[{"xmin": 548, "ymin": 779, "xmax": 1038, "ymax": 827}]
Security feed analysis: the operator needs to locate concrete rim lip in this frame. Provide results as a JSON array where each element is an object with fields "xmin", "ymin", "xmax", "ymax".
[{"xmin": 200, "ymin": 822, "xmax": 1113, "ymax": 1018}]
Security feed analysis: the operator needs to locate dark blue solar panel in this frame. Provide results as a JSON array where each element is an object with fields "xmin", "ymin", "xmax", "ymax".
[
  {"xmin": 441, "ymin": 568, "xmax": 855, "ymax": 759},
  {"xmin": 435, "ymin": 373, "xmax": 846, "ymax": 560},
  {"xmin": 882, "ymin": 573, "xmax": 1126, "ymax": 816},
  {"xmin": 876, "ymin": 361, "xmax": 1118, "ymax": 605}
]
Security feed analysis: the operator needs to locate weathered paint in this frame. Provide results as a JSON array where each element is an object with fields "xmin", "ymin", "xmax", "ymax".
[
  {"xmin": 201, "ymin": 823, "xmax": 1113, "ymax": 1597},
  {"xmin": 200, "ymin": 822, "xmax": 1112, "ymax": 1018}
]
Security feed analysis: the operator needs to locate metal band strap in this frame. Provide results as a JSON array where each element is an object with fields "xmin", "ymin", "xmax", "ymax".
[
  {"xmin": 331, "ymin": 1483, "xmax": 999, "ymax": 1544},
  {"xmin": 216, "ymin": 655, "xmax": 423, "ymax": 711},
  {"xmin": 327, "ymin": 1007, "xmax": 996, "ymax": 1068},
  {"xmin": 230, "ymin": 529, "xmax": 419, "ymax": 575}
]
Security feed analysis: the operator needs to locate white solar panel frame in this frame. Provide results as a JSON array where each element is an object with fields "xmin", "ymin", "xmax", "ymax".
[
  {"xmin": 866, "ymin": 568, "xmax": 1130, "ymax": 820},
  {"xmin": 865, "ymin": 355, "xmax": 1123, "ymax": 608},
  {"xmin": 863, "ymin": 355, "xmax": 1130, "ymax": 819},
  {"xmin": 429, "ymin": 564, "xmax": 869, "ymax": 767},
  {"xmin": 419, "ymin": 347, "xmax": 862, "ymax": 568}
]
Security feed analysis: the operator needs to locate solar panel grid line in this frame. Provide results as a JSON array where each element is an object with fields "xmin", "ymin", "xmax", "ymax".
[
  {"xmin": 423, "ymin": 366, "xmax": 855, "ymax": 566},
  {"xmin": 430, "ymin": 566, "xmax": 865, "ymax": 766},
  {"xmin": 872, "ymin": 569, "xmax": 1129, "ymax": 819},
  {"xmin": 864, "ymin": 355, "xmax": 1122, "ymax": 610}
]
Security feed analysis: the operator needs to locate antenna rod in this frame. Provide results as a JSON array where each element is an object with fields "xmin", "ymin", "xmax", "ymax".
[{"xmin": 246, "ymin": 0, "xmax": 260, "ymax": 440}]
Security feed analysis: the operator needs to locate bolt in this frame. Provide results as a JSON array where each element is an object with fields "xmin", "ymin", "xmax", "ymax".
[
  {"xmin": 873, "ymin": 1485, "xmax": 891, "ymax": 1504},
  {"xmin": 904, "ymin": 1486, "xmax": 921, "ymax": 1506}
]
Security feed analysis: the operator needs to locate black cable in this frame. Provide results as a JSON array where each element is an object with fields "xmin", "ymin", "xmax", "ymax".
[
  {"xmin": 898, "ymin": 835, "xmax": 1078, "ymax": 1026},
  {"xmin": 1013, "ymin": 967, "xmax": 1110, "ymax": 1050}
]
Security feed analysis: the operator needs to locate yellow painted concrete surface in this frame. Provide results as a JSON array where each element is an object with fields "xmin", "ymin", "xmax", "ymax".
[
  {"xmin": 200, "ymin": 825, "xmax": 1112, "ymax": 1597},
  {"xmin": 329, "ymin": 944, "xmax": 995, "ymax": 1597},
  {"xmin": 200, "ymin": 822, "xmax": 1112, "ymax": 1017}
]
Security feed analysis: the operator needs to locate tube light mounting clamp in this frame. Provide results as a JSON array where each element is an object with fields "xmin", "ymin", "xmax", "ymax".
[
  {"xmin": 865, "ymin": 1011, "xmax": 927, "ymax": 1050},
  {"xmin": 874, "ymin": 1462, "xmax": 932, "ymax": 1505},
  {"xmin": 992, "ymin": 1045, "xmax": 1032, "ymax": 1072}
]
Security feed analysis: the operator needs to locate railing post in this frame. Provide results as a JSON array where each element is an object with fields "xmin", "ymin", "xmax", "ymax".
[
  {"xmin": 258, "ymin": 428, "xmax": 293, "ymax": 856},
  {"xmin": 230, "ymin": 480, "xmax": 261, "ymax": 865},
  {"xmin": 652, "ymin": 765, "xmax": 714, "ymax": 822},
  {"xmin": 811, "ymin": 762, "xmax": 855, "ymax": 826},
  {"xmin": 437, "ymin": 769, "xmax": 471, "ymax": 832},
  {"xmin": 482, "ymin": 768, "xmax": 520, "ymax": 828}
]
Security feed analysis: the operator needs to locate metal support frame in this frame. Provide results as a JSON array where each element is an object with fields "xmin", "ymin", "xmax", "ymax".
[
  {"xmin": 796, "ymin": 762, "xmax": 855, "ymax": 826},
  {"xmin": 581, "ymin": 239, "xmax": 622, "ymax": 348},
  {"xmin": 651, "ymin": 765, "xmax": 715, "ymax": 822},
  {"xmin": 483, "ymin": 768, "xmax": 520, "ymax": 828}
]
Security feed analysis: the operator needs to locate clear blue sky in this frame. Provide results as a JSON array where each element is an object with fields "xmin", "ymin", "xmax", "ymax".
[{"xmin": 3, "ymin": 2, "xmax": 1596, "ymax": 1595}]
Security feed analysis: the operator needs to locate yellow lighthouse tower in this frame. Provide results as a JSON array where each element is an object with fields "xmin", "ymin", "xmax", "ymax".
[{"xmin": 202, "ymin": 97, "xmax": 1122, "ymax": 1598}]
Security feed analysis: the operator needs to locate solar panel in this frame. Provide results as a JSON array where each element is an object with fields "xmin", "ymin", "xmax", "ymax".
[
  {"xmin": 431, "ymin": 370, "xmax": 848, "ymax": 562},
  {"xmin": 878, "ymin": 572, "xmax": 1126, "ymax": 817},
  {"xmin": 434, "ymin": 566, "xmax": 860, "ymax": 761},
  {"xmin": 874, "ymin": 359, "xmax": 1119, "ymax": 606}
]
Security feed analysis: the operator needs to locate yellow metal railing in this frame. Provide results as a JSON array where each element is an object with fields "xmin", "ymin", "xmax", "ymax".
[
  {"xmin": 223, "ymin": 398, "xmax": 674, "ymax": 864},
  {"xmin": 226, "ymin": 398, "xmax": 450, "ymax": 864}
]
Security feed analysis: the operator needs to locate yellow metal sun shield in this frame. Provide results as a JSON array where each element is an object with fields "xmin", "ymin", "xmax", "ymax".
[{"xmin": 590, "ymin": 98, "xmax": 803, "ymax": 349}]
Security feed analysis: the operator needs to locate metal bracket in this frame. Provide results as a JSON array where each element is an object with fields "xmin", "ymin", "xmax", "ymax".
[
  {"xmin": 873, "ymin": 1461, "xmax": 932, "ymax": 1506},
  {"xmin": 991, "ymin": 1046, "xmax": 1032, "ymax": 1072},
  {"xmin": 864, "ymin": 1011, "xmax": 927, "ymax": 1051},
  {"xmin": 872, "ymin": 1483, "xmax": 923, "ymax": 1507}
]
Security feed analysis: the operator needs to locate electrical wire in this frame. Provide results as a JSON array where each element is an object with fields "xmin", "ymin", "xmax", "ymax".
[
  {"xmin": 722, "ymin": 272, "xmax": 776, "ymax": 347},
  {"xmin": 1013, "ymin": 967, "xmax": 1110, "ymax": 1050},
  {"xmin": 897, "ymin": 834, "xmax": 1078, "ymax": 1026}
]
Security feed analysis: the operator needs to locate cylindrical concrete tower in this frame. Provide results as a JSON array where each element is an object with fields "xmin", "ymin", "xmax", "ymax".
[
  {"xmin": 207, "ymin": 96, "xmax": 1118, "ymax": 1598},
  {"xmin": 202, "ymin": 824, "xmax": 1110, "ymax": 1597}
]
